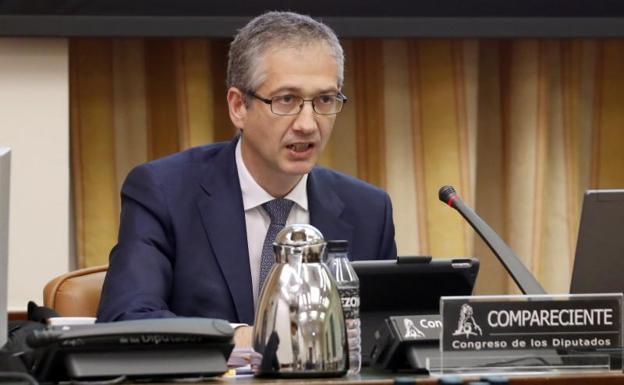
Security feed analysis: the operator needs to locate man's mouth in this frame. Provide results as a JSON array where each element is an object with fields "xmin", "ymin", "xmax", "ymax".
[{"xmin": 286, "ymin": 143, "xmax": 314, "ymax": 153}]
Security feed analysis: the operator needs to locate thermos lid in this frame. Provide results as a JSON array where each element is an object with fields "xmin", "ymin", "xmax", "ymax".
[
  {"xmin": 274, "ymin": 224, "xmax": 325, "ymax": 246},
  {"xmin": 273, "ymin": 224, "xmax": 326, "ymax": 262}
]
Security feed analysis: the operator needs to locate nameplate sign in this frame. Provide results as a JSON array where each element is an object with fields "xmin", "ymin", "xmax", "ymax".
[
  {"xmin": 388, "ymin": 314, "xmax": 442, "ymax": 342},
  {"xmin": 441, "ymin": 294, "xmax": 623, "ymax": 353}
]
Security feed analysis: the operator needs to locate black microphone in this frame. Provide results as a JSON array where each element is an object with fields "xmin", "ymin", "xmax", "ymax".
[{"xmin": 438, "ymin": 185, "xmax": 546, "ymax": 295}]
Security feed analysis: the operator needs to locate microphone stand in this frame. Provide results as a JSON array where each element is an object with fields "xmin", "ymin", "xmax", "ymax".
[
  {"xmin": 438, "ymin": 185, "xmax": 546, "ymax": 295},
  {"xmin": 371, "ymin": 186, "xmax": 550, "ymax": 373}
]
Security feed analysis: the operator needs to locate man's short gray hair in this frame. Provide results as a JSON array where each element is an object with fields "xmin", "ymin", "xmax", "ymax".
[{"xmin": 227, "ymin": 11, "xmax": 344, "ymax": 94}]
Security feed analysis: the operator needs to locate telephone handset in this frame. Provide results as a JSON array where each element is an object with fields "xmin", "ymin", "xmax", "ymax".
[{"xmin": 27, "ymin": 318, "xmax": 235, "ymax": 382}]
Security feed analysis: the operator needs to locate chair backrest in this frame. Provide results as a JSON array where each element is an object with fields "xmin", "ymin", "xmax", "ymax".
[{"xmin": 43, "ymin": 265, "xmax": 108, "ymax": 317}]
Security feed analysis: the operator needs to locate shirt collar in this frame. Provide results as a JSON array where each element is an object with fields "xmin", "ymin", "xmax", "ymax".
[{"xmin": 235, "ymin": 137, "xmax": 308, "ymax": 212}]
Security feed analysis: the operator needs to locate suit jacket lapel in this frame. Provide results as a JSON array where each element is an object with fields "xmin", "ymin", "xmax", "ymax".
[
  {"xmin": 308, "ymin": 169, "xmax": 354, "ymax": 246},
  {"xmin": 197, "ymin": 138, "xmax": 254, "ymax": 324}
]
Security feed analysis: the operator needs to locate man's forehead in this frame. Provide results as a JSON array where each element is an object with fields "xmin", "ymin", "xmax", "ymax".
[
  {"xmin": 258, "ymin": 43, "xmax": 336, "ymax": 69},
  {"xmin": 254, "ymin": 44, "xmax": 340, "ymax": 93}
]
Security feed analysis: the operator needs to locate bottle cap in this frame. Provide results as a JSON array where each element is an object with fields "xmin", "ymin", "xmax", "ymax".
[
  {"xmin": 327, "ymin": 240, "xmax": 349, "ymax": 252},
  {"xmin": 394, "ymin": 377, "xmax": 416, "ymax": 385},
  {"xmin": 438, "ymin": 376, "xmax": 463, "ymax": 384}
]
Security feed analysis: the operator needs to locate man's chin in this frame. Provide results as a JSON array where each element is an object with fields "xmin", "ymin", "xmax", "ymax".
[{"xmin": 282, "ymin": 161, "xmax": 315, "ymax": 176}]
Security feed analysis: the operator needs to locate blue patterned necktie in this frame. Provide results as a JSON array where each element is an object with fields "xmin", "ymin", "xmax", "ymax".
[{"xmin": 258, "ymin": 198, "xmax": 294, "ymax": 292}]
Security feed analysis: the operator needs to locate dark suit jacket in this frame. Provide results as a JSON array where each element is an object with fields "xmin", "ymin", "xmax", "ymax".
[{"xmin": 97, "ymin": 137, "xmax": 397, "ymax": 324}]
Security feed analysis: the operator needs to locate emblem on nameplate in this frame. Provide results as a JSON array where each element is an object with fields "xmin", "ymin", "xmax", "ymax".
[
  {"xmin": 403, "ymin": 318, "xmax": 426, "ymax": 338},
  {"xmin": 452, "ymin": 303, "xmax": 483, "ymax": 338}
]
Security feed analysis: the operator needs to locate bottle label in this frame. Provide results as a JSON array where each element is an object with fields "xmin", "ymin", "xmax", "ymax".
[{"xmin": 338, "ymin": 287, "xmax": 360, "ymax": 318}]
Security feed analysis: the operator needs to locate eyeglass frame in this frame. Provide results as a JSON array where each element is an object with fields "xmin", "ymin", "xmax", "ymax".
[{"xmin": 245, "ymin": 90, "xmax": 348, "ymax": 116}]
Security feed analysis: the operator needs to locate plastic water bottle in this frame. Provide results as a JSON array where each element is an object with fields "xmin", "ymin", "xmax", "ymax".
[{"xmin": 325, "ymin": 240, "xmax": 361, "ymax": 375}]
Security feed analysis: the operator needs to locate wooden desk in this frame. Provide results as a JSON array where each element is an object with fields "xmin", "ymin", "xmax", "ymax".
[
  {"xmin": 219, "ymin": 371, "xmax": 624, "ymax": 385},
  {"xmin": 8, "ymin": 309, "xmax": 27, "ymax": 321}
]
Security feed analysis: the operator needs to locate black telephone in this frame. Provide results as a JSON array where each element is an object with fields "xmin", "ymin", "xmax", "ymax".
[{"xmin": 26, "ymin": 318, "xmax": 234, "ymax": 382}]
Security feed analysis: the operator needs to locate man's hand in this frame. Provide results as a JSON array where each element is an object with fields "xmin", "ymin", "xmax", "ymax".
[{"xmin": 233, "ymin": 325, "xmax": 253, "ymax": 348}]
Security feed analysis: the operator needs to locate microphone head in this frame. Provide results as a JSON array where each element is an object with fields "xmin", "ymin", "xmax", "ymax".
[{"xmin": 438, "ymin": 185, "xmax": 457, "ymax": 204}]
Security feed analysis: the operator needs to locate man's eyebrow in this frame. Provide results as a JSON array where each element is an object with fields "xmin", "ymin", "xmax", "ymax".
[
  {"xmin": 269, "ymin": 86, "xmax": 301, "ymax": 95},
  {"xmin": 317, "ymin": 88, "xmax": 340, "ymax": 94},
  {"xmin": 269, "ymin": 86, "xmax": 340, "ymax": 95}
]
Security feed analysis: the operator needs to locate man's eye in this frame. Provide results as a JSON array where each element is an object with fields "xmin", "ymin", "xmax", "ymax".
[
  {"xmin": 274, "ymin": 95, "xmax": 297, "ymax": 105},
  {"xmin": 317, "ymin": 95, "xmax": 335, "ymax": 104}
]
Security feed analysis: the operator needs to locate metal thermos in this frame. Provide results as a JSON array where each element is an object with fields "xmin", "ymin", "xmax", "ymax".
[{"xmin": 252, "ymin": 224, "xmax": 348, "ymax": 377}]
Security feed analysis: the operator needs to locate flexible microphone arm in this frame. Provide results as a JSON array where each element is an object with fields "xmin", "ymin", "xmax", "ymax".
[{"xmin": 439, "ymin": 185, "xmax": 546, "ymax": 295}]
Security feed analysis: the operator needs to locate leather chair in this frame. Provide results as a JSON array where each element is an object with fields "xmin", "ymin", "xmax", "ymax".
[
  {"xmin": 43, "ymin": 265, "xmax": 108, "ymax": 317},
  {"xmin": 42, "ymin": 265, "xmax": 252, "ymax": 346}
]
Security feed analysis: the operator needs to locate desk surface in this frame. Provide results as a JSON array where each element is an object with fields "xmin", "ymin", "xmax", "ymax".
[{"xmin": 217, "ymin": 370, "xmax": 624, "ymax": 385}]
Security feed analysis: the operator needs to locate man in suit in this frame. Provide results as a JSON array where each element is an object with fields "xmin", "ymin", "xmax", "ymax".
[{"xmin": 97, "ymin": 11, "xmax": 397, "ymax": 326}]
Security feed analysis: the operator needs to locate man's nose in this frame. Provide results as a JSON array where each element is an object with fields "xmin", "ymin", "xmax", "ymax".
[{"xmin": 291, "ymin": 102, "xmax": 317, "ymax": 133}]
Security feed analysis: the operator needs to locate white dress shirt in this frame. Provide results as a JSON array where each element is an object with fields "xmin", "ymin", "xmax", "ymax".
[{"xmin": 234, "ymin": 139, "xmax": 310, "ymax": 308}]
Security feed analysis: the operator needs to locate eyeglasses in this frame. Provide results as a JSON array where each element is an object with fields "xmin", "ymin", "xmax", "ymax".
[{"xmin": 246, "ymin": 91, "xmax": 348, "ymax": 116}]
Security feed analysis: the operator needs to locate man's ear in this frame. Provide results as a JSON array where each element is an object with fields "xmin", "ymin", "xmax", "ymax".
[{"xmin": 227, "ymin": 87, "xmax": 247, "ymax": 129}]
